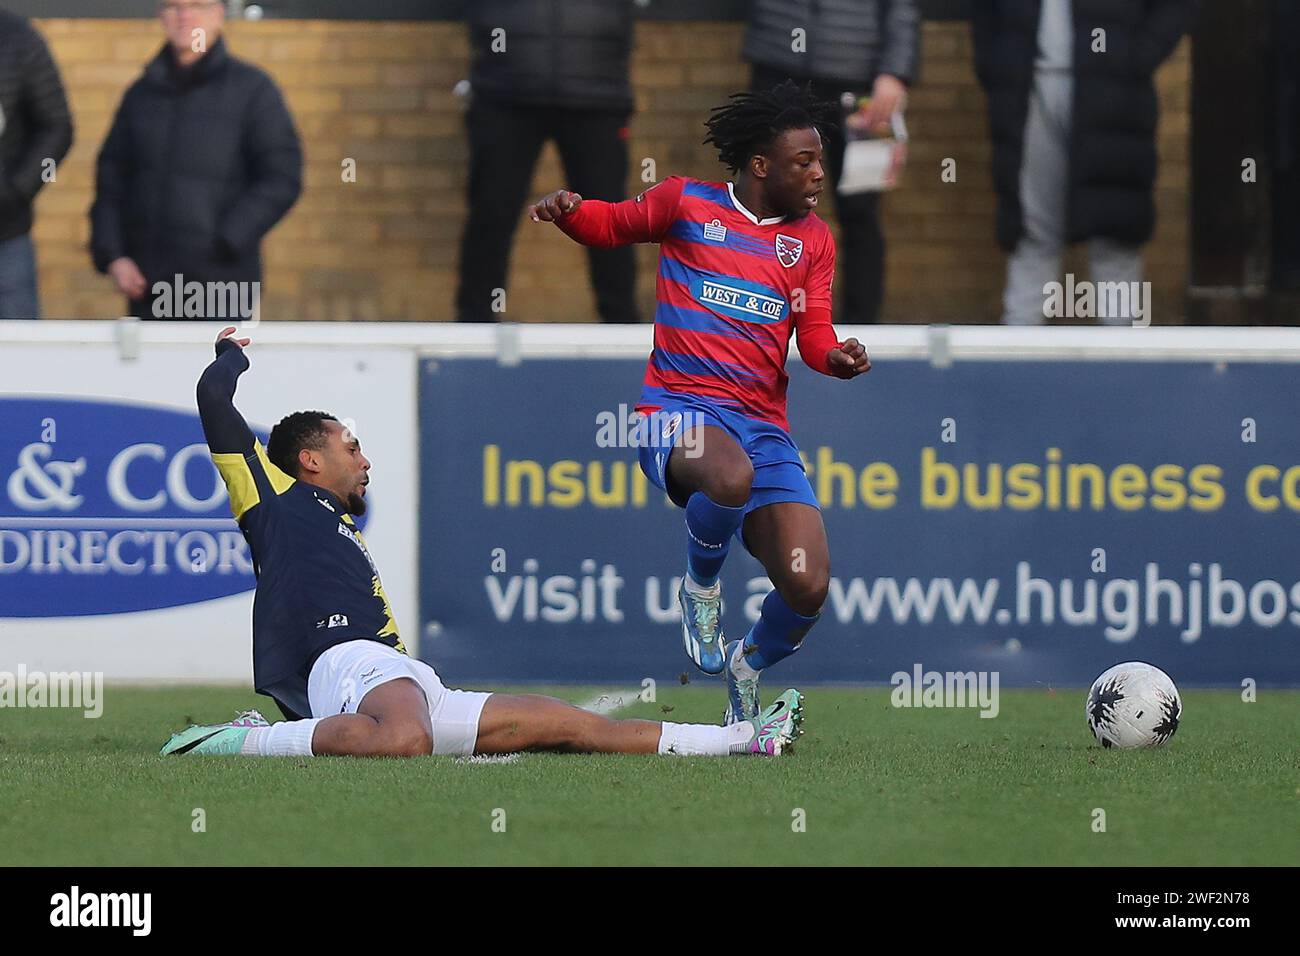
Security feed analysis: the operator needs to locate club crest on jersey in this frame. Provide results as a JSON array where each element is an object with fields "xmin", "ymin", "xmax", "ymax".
[
  {"xmin": 663, "ymin": 411, "xmax": 682, "ymax": 440},
  {"xmin": 775, "ymin": 234, "xmax": 803, "ymax": 268}
]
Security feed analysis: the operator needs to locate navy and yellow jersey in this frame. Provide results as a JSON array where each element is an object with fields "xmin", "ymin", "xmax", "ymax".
[{"xmin": 197, "ymin": 339, "xmax": 403, "ymax": 719}]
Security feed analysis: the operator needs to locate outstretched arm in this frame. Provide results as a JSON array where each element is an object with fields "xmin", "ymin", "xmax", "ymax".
[
  {"xmin": 196, "ymin": 327, "xmax": 255, "ymax": 456},
  {"xmin": 197, "ymin": 328, "xmax": 295, "ymax": 522},
  {"xmin": 530, "ymin": 176, "xmax": 686, "ymax": 248}
]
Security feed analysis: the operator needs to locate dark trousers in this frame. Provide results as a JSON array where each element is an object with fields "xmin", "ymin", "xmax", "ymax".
[
  {"xmin": 751, "ymin": 64, "xmax": 886, "ymax": 324},
  {"xmin": 0, "ymin": 233, "xmax": 39, "ymax": 319},
  {"xmin": 456, "ymin": 97, "xmax": 638, "ymax": 323}
]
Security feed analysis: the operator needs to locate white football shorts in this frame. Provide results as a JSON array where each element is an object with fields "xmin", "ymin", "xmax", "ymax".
[{"xmin": 307, "ymin": 639, "xmax": 491, "ymax": 756}]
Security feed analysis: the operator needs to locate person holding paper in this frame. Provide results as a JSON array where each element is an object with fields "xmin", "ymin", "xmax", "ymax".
[{"xmin": 743, "ymin": 0, "xmax": 920, "ymax": 324}]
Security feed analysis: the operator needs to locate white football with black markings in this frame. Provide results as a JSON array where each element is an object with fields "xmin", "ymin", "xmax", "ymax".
[{"xmin": 1086, "ymin": 662, "xmax": 1181, "ymax": 749}]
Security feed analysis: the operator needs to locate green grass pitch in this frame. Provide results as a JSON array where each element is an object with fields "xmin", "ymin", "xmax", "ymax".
[{"xmin": 1, "ymin": 685, "xmax": 1296, "ymax": 866}]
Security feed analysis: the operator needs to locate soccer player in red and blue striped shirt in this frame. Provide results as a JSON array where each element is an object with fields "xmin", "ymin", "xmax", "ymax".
[{"xmin": 533, "ymin": 81, "xmax": 871, "ymax": 725}]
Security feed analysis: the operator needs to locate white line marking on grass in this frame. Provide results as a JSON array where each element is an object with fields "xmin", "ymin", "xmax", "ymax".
[{"xmin": 455, "ymin": 754, "xmax": 522, "ymax": 765}]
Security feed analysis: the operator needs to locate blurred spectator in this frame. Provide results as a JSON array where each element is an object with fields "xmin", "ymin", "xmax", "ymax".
[
  {"xmin": 973, "ymin": 1, "xmax": 1199, "ymax": 324},
  {"xmin": 456, "ymin": 0, "xmax": 638, "ymax": 323},
  {"xmin": 744, "ymin": 0, "xmax": 920, "ymax": 324},
  {"xmin": 91, "ymin": 0, "xmax": 301, "ymax": 321},
  {"xmin": 0, "ymin": 10, "xmax": 73, "ymax": 319}
]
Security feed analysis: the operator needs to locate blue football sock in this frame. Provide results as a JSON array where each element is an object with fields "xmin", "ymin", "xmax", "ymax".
[
  {"xmin": 684, "ymin": 492, "xmax": 745, "ymax": 587},
  {"xmin": 742, "ymin": 587, "xmax": 821, "ymax": 670}
]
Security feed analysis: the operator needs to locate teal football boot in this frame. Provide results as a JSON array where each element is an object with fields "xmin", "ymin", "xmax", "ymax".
[
  {"xmin": 678, "ymin": 578, "xmax": 726, "ymax": 674},
  {"xmin": 160, "ymin": 710, "xmax": 269, "ymax": 756}
]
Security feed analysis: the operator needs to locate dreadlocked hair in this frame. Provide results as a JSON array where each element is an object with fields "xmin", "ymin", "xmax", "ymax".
[{"xmin": 703, "ymin": 79, "xmax": 840, "ymax": 173}]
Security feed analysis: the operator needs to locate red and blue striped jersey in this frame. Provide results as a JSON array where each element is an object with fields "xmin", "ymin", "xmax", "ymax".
[{"xmin": 557, "ymin": 175, "xmax": 840, "ymax": 431}]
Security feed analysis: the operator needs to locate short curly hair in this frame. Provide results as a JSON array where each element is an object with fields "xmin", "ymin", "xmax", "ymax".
[
  {"xmin": 703, "ymin": 79, "xmax": 839, "ymax": 174},
  {"xmin": 267, "ymin": 410, "xmax": 338, "ymax": 478}
]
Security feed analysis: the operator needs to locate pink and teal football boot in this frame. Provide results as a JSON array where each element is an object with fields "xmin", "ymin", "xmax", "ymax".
[{"xmin": 731, "ymin": 689, "xmax": 804, "ymax": 756}]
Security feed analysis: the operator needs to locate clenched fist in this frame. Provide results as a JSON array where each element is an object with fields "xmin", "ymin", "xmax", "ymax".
[
  {"xmin": 827, "ymin": 337, "xmax": 871, "ymax": 379},
  {"xmin": 530, "ymin": 189, "xmax": 583, "ymax": 223}
]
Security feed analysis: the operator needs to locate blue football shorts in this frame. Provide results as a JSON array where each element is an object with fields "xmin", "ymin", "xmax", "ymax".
[{"xmin": 634, "ymin": 393, "xmax": 820, "ymax": 542}]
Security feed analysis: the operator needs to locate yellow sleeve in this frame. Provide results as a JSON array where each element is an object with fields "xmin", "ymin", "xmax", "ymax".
[{"xmin": 212, "ymin": 440, "xmax": 295, "ymax": 521}]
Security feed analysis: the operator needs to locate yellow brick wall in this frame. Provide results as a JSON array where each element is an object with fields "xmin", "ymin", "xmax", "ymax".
[{"xmin": 31, "ymin": 18, "xmax": 1191, "ymax": 324}]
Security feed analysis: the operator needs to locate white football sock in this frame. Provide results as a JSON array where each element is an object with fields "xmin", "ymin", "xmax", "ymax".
[
  {"xmin": 682, "ymin": 574, "xmax": 720, "ymax": 598},
  {"xmin": 657, "ymin": 721, "xmax": 754, "ymax": 756},
  {"xmin": 729, "ymin": 637, "xmax": 761, "ymax": 681},
  {"xmin": 240, "ymin": 718, "xmax": 321, "ymax": 756}
]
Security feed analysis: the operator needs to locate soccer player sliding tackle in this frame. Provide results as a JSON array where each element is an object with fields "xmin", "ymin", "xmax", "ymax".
[
  {"xmin": 532, "ymin": 81, "xmax": 871, "ymax": 724},
  {"xmin": 161, "ymin": 328, "xmax": 801, "ymax": 758}
]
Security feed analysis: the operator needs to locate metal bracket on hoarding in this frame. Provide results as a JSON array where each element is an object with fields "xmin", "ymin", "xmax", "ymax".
[
  {"xmin": 115, "ymin": 315, "xmax": 141, "ymax": 362},
  {"xmin": 927, "ymin": 324, "xmax": 952, "ymax": 368},
  {"xmin": 496, "ymin": 322, "xmax": 522, "ymax": 367}
]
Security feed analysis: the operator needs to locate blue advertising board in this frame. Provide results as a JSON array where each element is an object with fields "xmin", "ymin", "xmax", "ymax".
[
  {"xmin": 419, "ymin": 358, "xmax": 1300, "ymax": 687},
  {"xmin": 0, "ymin": 396, "xmax": 371, "ymax": 618}
]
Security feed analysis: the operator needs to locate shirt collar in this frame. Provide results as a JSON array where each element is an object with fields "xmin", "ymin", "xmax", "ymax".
[{"xmin": 727, "ymin": 181, "xmax": 785, "ymax": 226}]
